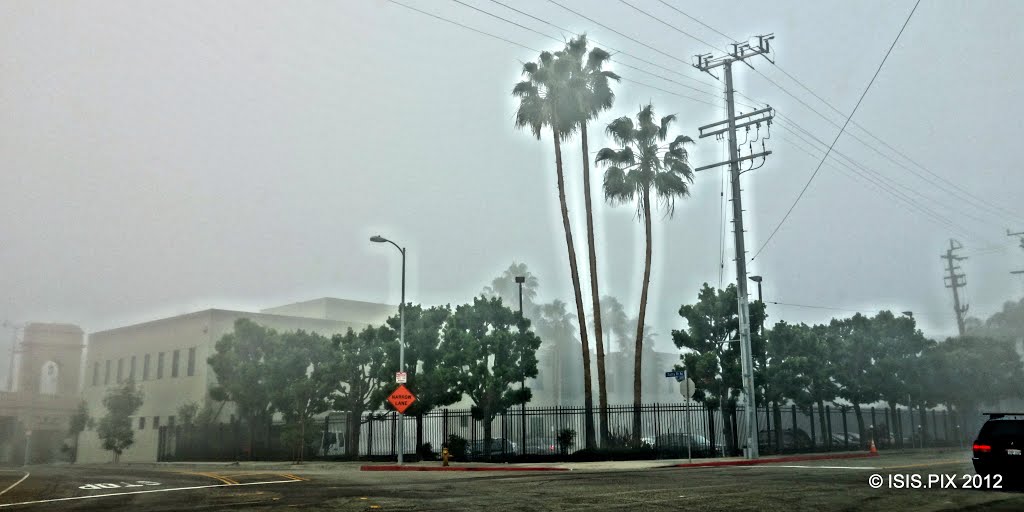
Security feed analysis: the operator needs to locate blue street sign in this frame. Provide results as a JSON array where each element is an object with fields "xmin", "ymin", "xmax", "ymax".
[{"xmin": 664, "ymin": 370, "xmax": 686, "ymax": 382}]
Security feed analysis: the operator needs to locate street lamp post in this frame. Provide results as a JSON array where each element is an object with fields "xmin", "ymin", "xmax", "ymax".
[
  {"xmin": 515, "ymin": 276, "xmax": 526, "ymax": 456},
  {"xmin": 370, "ymin": 235, "xmax": 406, "ymax": 464},
  {"xmin": 748, "ymin": 276, "xmax": 763, "ymax": 335}
]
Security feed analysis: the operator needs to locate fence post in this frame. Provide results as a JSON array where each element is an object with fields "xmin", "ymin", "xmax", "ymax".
[
  {"xmin": 870, "ymin": 407, "xmax": 877, "ymax": 447},
  {"xmin": 391, "ymin": 412, "xmax": 397, "ymax": 457},
  {"xmin": 808, "ymin": 405, "xmax": 816, "ymax": 451},
  {"xmin": 708, "ymin": 408, "xmax": 717, "ymax": 457},
  {"xmin": 842, "ymin": 410, "xmax": 849, "ymax": 450},
  {"xmin": 790, "ymin": 406, "xmax": 797, "ymax": 453},
  {"xmin": 825, "ymin": 405, "xmax": 833, "ymax": 452}
]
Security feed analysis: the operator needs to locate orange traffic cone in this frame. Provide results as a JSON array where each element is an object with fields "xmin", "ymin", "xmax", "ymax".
[{"xmin": 869, "ymin": 439, "xmax": 878, "ymax": 455}]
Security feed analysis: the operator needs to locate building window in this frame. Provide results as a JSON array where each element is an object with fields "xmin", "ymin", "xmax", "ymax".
[
  {"xmin": 138, "ymin": 417, "xmax": 146, "ymax": 430},
  {"xmin": 129, "ymin": 355, "xmax": 136, "ymax": 381},
  {"xmin": 157, "ymin": 352, "xmax": 164, "ymax": 379},
  {"xmin": 172, "ymin": 350, "xmax": 180, "ymax": 378},
  {"xmin": 92, "ymin": 362, "xmax": 99, "ymax": 386},
  {"xmin": 168, "ymin": 416, "xmax": 176, "ymax": 428},
  {"xmin": 153, "ymin": 416, "xmax": 160, "ymax": 429},
  {"xmin": 187, "ymin": 347, "xmax": 196, "ymax": 377},
  {"xmin": 143, "ymin": 354, "xmax": 151, "ymax": 381},
  {"xmin": 117, "ymin": 358, "xmax": 124, "ymax": 383},
  {"xmin": 104, "ymin": 360, "xmax": 111, "ymax": 385}
]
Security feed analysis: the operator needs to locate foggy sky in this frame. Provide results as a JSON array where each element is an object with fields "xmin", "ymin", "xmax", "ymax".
[{"xmin": 3, "ymin": 0, "xmax": 1023, "ymax": 380}]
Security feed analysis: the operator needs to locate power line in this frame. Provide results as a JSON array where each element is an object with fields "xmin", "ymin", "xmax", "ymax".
[
  {"xmin": 655, "ymin": 0, "xmax": 737, "ymax": 46},
  {"xmin": 773, "ymin": 114, "xmax": 1005, "ymax": 240},
  {"xmin": 616, "ymin": 0, "xmax": 724, "ymax": 52},
  {"xmin": 487, "ymin": 0, "xmax": 721, "ymax": 95},
  {"xmin": 751, "ymin": 0, "xmax": 922, "ymax": 261},
  {"xmin": 384, "ymin": 0, "xmax": 540, "ymax": 53},
  {"xmin": 653, "ymin": 0, "xmax": 1024, "ymax": 226}
]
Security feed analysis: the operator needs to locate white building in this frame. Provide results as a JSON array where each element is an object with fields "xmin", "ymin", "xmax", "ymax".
[{"xmin": 76, "ymin": 298, "xmax": 396, "ymax": 463}]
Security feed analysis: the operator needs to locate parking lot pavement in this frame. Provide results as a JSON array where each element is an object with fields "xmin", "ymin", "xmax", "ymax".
[{"xmin": 1, "ymin": 450, "xmax": 1021, "ymax": 511}]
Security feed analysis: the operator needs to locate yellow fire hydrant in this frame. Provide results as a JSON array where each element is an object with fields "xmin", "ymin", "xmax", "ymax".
[{"xmin": 441, "ymin": 447, "xmax": 449, "ymax": 467}]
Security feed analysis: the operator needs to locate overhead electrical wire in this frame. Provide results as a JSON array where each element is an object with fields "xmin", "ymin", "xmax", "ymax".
[
  {"xmin": 652, "ymin": 0, "xmax": 1024, "ymax": 226},
  {"xmin": 751, "ymin": 0, "xmax": 923, "ymax": 260},
  {"xmin": 386, "ymin": 0, "xmax": 1003, "ymax": 252}
]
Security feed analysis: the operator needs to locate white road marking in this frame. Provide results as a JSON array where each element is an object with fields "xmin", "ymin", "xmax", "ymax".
[
  {"xmin": 0, "ymin": 472, "xmax": 29, "ymax": 497},
  {"xmin": 0, "ymin": 479, "xmax": 299, "ymax": 508}
]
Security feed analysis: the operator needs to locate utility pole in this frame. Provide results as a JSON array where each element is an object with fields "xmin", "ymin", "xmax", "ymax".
[
  {"xmin": 940, "ymin": 238, "xmax": 968, "ymax": 337},
  {"xmin": 694, "ymin": 35, "xmax": 775, "ymax": 460},
  {"xmin": 1008, "ymin": 229, "xmax": 1024, "ymax": 277}
]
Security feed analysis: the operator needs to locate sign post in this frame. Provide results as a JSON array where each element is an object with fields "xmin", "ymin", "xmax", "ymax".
[
  {"xmin": 23, "ymin": 429, "xmax": 32, "ymax": 467},
  {"xmin": 680, "ymin": 377, "xmax": 695, "ymax": 463}
]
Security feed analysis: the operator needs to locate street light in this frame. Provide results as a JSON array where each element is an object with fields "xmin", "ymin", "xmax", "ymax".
[
  {"xmin": 515, "ymin": 276, "xmax": 526, "ymax": 455},
  {"xmin": 370, "ymin": 235, "xmax": 406, "ymax": 464},
  {"xmin": 902, "ymin": 311, "xmax": 913, "ymax": 318},
  {"xmin": 748, "ymin": 276, "xmax": 763, "ymax": 335}
]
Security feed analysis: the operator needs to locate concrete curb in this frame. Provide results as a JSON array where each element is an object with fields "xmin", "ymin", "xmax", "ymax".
[
  {"xmin": 360, "ymin": 465, "xmax": 571, "ymax": 472},
  {"xmin": 666, "ymin": 451, "xmax": 879, "ymax": 469}
]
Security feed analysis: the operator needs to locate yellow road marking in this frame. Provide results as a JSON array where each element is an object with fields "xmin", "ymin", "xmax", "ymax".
[
  {"xmin": 280, "ymin": 474, "xmax": 306, "ymax": 481},
  {"xmin": 178, "ymin": 471, "xmax": 237, "ymax": 485}
]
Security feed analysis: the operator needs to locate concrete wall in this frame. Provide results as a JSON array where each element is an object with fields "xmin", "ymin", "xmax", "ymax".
[{"xmin": 77, "ymin": 308, "xmax": 373, "ymax": 463}]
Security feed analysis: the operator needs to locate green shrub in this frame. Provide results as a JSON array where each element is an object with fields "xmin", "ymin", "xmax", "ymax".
[{"xmin": 556, "ymin": 428, "xmax": 576, "ymax": 455}]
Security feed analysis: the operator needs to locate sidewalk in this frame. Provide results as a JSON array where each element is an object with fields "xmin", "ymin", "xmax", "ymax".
[{"xmin": 359, "ymin": 450, "xmax": 880, "ymax": 472}]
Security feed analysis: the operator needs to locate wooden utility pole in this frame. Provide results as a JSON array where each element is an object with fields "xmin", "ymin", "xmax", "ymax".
[
  {"xmin": 940, "ymin": 239, "xmax": 968, "ymax": 336},
  {"xmin": 694, "ymin": 34, "xmax": 775, "ymax": 460}
]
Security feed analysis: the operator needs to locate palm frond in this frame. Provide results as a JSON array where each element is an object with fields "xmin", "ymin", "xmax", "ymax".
[
  {"xmin": 605, "ymin": 117, "xmax": 634, "ymax": 146},
  {"xmin": 603, "ymin": 166, "xmax": 634, "ymax": 203},
  {"xmin": 658, "ymin": 114, "xmax": 677, "ymax": 140},
  {"xmin": 653, "ymin": 171, "xmax": 692, "ymax": 218}
]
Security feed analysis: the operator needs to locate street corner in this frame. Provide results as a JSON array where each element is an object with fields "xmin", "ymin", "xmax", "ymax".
[{"xmin": 0, "ymin": 465, "xmax": 309, "ymax": 508}]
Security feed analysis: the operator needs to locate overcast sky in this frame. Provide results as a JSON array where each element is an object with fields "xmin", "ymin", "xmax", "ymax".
[{"xmin": 3, "ymin": 0, "xmax": 1023, "ymax": 370}]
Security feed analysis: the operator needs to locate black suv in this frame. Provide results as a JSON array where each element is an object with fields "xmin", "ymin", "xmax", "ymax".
[{"xmin": 972, "ymin": 413, "xmax": 1024, "ymax": 478}]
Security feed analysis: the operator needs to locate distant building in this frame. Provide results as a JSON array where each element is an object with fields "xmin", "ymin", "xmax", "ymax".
[
  {"xmin": 0, "ymin": 323, "xmax": 85, "ymax": 464},
  {"xmin": 75, "ymin": 298, "xmax": 396, "ymax": 463}
]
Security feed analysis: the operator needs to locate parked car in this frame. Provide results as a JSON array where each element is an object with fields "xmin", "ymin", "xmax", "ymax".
[
  {"xmin": 758, "ymin": 428, "xmax": 813, "ymax": 451},
  {"xmin": 523, "ymin": 436, "xmax": 558, "ymax": 455},
  {"xmin": 829, "ymin": 431, "xmax": 861, "ymax": 447},
  {"xmin": 466, "ymin": 437, "xmax": 518, "ymax": 460},
  {"xmin": 972, "ymin": 412, "xmax": 1024, "ymax": 478},
  {"xmin": 653, "ymin": 433, "xmax": 720, "ymax": 457}
]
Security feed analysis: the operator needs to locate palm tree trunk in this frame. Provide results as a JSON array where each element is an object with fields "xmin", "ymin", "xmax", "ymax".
[
  {"xmin": 552, "ymin": 130, "xmax": 596, "ymax": 450},
  {"xmin": 632, "ymin": 187, "xmax": 653, "ymax": 442},
  {"xmin": 580, "ymin": 123, "xmax": 608, "ymax": 447}
]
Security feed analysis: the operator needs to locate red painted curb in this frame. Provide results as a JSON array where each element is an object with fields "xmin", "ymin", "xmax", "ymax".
[
  {"xmin": 360, "ymin": 465, "xmax": 570, "ymax": 472},
  {"xmin": 667, "ymin": 451, "xmax": 879, "ymax": 468}
]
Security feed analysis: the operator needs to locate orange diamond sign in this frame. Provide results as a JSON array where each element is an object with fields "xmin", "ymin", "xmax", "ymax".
[{"xmin": 387, "ymin": 384, "xmax": 416, "ymax": 414}]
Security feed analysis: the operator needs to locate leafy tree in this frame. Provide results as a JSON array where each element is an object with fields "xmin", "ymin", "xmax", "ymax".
[
  {"xmin": 483, "ymin": 262, "xmax": 540, "ymax": 319},
  {"xmin": 177, "ymin": 400, "xmax": 220, "ymax": 428},
  {"xmin": 327, "ymin": 325, "xmax": 392, "ymax": 457},
  {"xmin": 926, "ymin": 335, "xmax": 1024, "ymax": 434},
  {"xmin": 597, "ymin": 103, "xmax": 695, "ymax": 441},
  {"xmin": 96, "ymin": 379, "xmax": 143, "ymax": 462},
  {"xmin": 266, "ymin": 330, "xmax": 335, "ymax": 463},
  {"xmin": 441, "ymin": 296, "xmax": 542, "ymax": 457},
  {"xmin": 762, "ymin": 321, "xmax": 812, "ymax": 450},
  {"xmin": 562, "ymin": 34, "xmax": 620, "ymax": 446},
  {"xmin": 830, "ymin": 313, "xmax": 881, "ymax": 438},
  {"xmin": 672, "ymin": 284, "xmax": 765, "ymax": 455},
  {"xmin": 514, "ymin": 47, "xmax": 597, "ymax": 449},
  {"xmin": 67, "ymin": 400, "xmax": 91, "ymax": 463},
  {"xmin": 377, "ymin": 304, "xmax": 460, "ymax": 457},
  {"xmin": 870, "ymin": 311, "xmax": 928, "ymax": 444},
  {"xmin": 207, "ymin": 318, "xmax": 277, "ymax": 459}
]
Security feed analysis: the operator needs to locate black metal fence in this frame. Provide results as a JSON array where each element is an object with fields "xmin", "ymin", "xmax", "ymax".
[{"xmin": 158, "ymin": 403, "xmax": 967, "ymax": 462}]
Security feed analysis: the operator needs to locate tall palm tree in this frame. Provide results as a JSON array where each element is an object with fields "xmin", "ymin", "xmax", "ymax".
[
  {"xmin": 596, "ymin": 104, "xmax": 695, "ymax": 441},
  {"xmin": 513, "ymin": 51, "xmax": 597, "ymax": 449},
  {"xmin": 591, "ymin": 295, "xmax": 628, "ymax": 356},
  {"xmin": 563, "ymin": 34, "xmax": 620, "ymax": 446}
]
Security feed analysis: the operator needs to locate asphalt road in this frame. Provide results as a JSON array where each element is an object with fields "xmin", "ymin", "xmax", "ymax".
[{"xmin": 1, "ymin": 450, "xmax": 1021, "ymax": 511}]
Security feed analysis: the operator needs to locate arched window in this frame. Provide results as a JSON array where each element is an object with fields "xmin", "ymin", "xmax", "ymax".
[{"xmin": 39, "ymin": 361, "xmax": 59, "ymax": 395}]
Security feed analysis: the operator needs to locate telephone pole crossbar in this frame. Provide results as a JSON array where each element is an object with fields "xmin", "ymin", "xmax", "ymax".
[
  {"xmin": 940, "ymin": 238, "xmax": 968, "ymax": 337},
  {"xmin": 694, "ymin": 34, "xmax": 775, "ymax": 460},
  {"xmin": 1008, "ymin": 229, "xmax": 1024, "ymax": 275}
]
